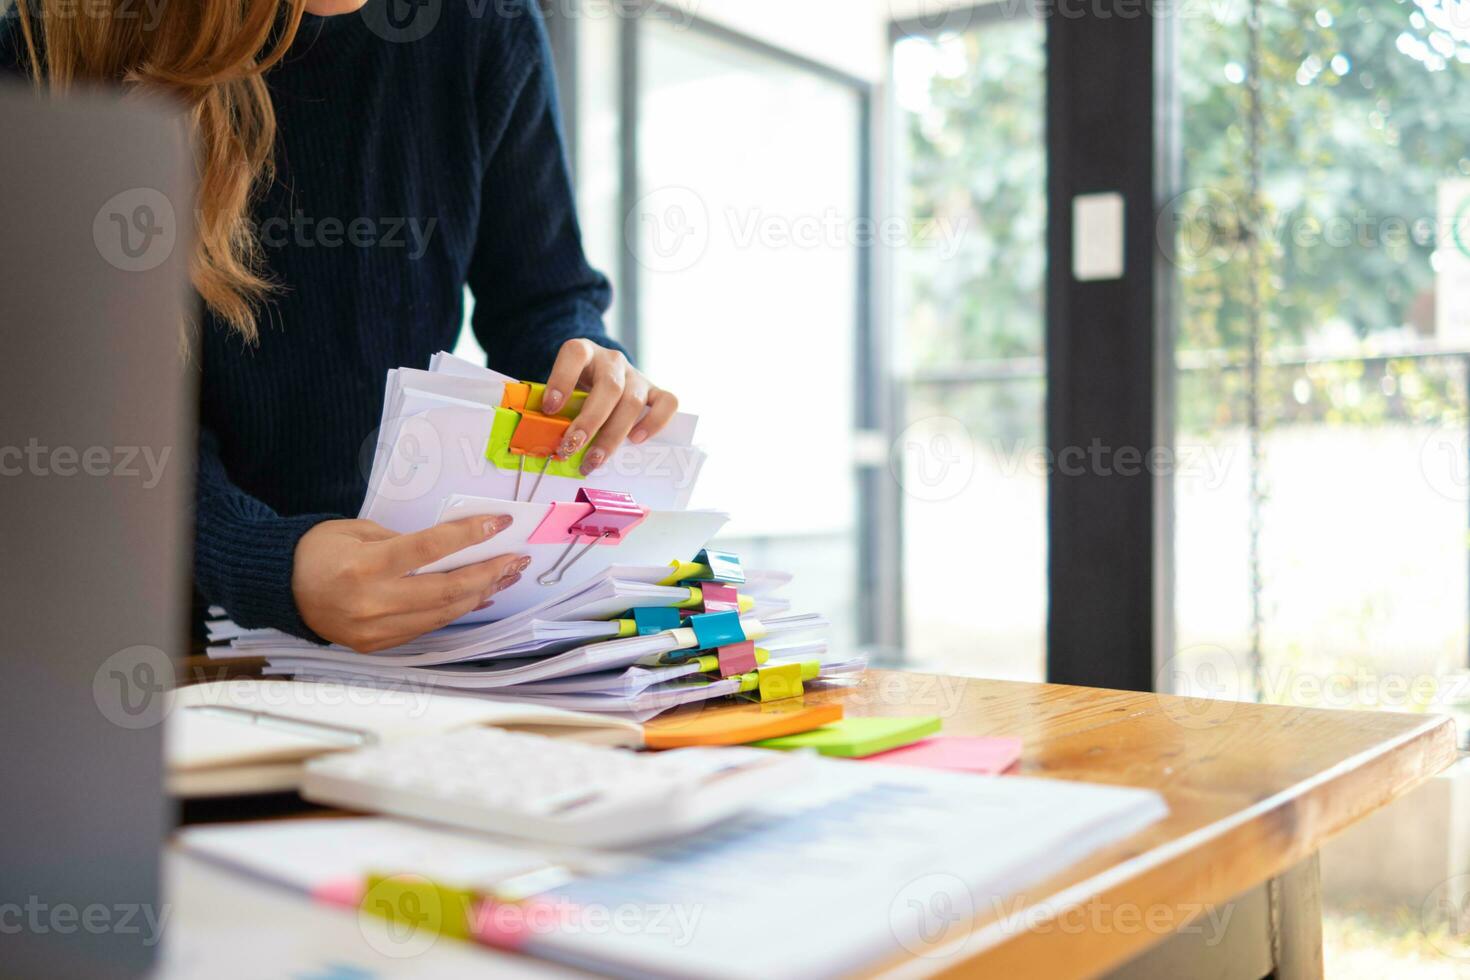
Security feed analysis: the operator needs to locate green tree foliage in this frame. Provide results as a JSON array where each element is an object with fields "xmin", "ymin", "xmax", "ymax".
[{"xmin": 901, "ymin": 0, "xmax": 1470, "ymax": 432}]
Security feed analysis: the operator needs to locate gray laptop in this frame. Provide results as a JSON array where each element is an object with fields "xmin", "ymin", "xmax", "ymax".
[{"xmin": 0, "ymin": 83, "xmax": 195, "ymax": 978}]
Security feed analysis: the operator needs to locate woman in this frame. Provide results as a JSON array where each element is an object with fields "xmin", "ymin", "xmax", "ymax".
[{"xmin": 2, "ymin": 0, "xmax": 677, "ymax": 652}]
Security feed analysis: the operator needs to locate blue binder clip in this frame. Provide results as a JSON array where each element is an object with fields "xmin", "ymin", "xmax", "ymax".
[
  {"xmin": 694, "ymin": 549, "xmax": 745, "ymax": 585},
  {"xmin": 632, "ymin": 606, "xmax": 682, "ymax": 637},
  {"xmin": 689, "ymin": 610, "xmax": 745, "ymax": 650}
]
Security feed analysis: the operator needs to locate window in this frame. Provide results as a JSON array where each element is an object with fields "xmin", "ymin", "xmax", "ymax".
[
  {"xmin": 1170, "ymin": 0, "xmax": 1470, "ymax": 732},
  {"xmin": 576, "ymin": 14, "xmax": 871, "ymax": 652},
  {"xmin": 892, "ymin": 11, "xmax": 1048, "ymax": 678},
  {"xmin": 1169, "ymin": 0, "xmax": 1470, "ymax": 970}
]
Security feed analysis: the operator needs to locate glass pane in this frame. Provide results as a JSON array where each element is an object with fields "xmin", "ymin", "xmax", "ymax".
[
  {"xmin": 573, "ymin": 9, "xmax": 624, "ymax": 340},
  {"xmin": 893, "ymin": 18, "xmax": 1048, "ymax": 678},
  {"xmin": 1173, "ymin": 0, "xmax": 1470, "ymax": 722},
  {"xmin": 1173, "ymin": 0, "xmax": 1470, "ymax": 969},
  {"xmin": 635, "ymin": 20, "xmax": 864, "ymax": 652}
]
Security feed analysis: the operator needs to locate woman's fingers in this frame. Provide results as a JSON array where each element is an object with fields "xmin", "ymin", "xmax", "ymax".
[
  {"xmin": 582, "ymin": 386, "xmax": 650, "ymax": 475},
  {"xmin": 628, "ymin": 388, "xmax": 679, "ymax": 445},
  {"xmin": 293, "ymin": 516, "xmax": 528, "ymax": 653},
  {"xmin": 377, "ymin": 552, "xmax": 529, "ymax": 616},
  {"xmin": 542, "ymin": 339, "xmax": 596, "ymax": 416},
  {"xmin": 365, "ymin": 577, "xmax": 522, "ymax": 649},
  {"xmin": 375, "ymin": 513, "xmax": 512, "ymax": 576},
  {"xmin": 557, "ymin": 357, "xmax": 626, "ymax": 458}
]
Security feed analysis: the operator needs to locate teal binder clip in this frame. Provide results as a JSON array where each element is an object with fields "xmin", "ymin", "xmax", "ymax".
[
  {"xmin": 632, "ymin": 606, "xmax": 682, "ymax": 637},
  {"xmin": 694, "ymin": 549, "xmax": 745, "ymax": 585},
  {"xmin": 689, "ymin": 609, "xmax": 744, "ymax": 650}
]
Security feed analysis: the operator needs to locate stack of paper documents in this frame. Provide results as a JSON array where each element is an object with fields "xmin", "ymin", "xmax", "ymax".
[{"xmin": 210, "ymin": 354, "xmax": 855, "ymax": 720}]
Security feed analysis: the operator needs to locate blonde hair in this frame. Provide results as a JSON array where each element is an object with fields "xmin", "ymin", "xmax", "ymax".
[{"xmin": 14, "ymin": 0, "xmax": 308, "ymax": 342}]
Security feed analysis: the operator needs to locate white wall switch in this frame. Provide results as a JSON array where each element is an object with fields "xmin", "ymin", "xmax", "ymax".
[{"xmin": 1072, "ymin": 192, "xmax": 1125, "ymax": 282}]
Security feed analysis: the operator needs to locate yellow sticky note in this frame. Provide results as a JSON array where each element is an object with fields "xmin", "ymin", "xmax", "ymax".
[
  {"xmin": 658, "ymin": 561, "xmax": 707, "ymax": 587},
  {"xmin": 757, "ymin": 663, "xmax": 804, "ymax": 702},
  {"xmin": 361, "ymin": 874, "xmax": 474, "ymax": 942},
  {"xmin": 524, "ymin": 382, "xmax": 587, "ymax": 419}
]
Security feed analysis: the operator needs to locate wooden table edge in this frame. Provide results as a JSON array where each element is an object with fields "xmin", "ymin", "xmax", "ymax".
[{"xmin": 869, "ymin": 711, "xmax": 1459, "ymax": 980}]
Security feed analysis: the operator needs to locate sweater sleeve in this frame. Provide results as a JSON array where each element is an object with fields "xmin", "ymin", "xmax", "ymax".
[
  {"xmin": 465, "ymin": 2, "xmax": 624, "ymax": 382},
  {"xmin": 192, "ymin": 426, "xmax": 340, "ymax": 641}
]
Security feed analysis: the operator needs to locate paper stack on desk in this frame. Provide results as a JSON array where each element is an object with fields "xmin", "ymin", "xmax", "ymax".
[{"xmin": 209, "ymin": 353, "xmax": 857, "ymax": 721}]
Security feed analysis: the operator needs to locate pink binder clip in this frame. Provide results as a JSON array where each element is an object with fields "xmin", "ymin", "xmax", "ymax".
[
  {"xmin": 537, "ymin": 489, "xmax": 645, "ymax": 586},
  {"xmin": 567, "ymin": 489, "xmax": 643, "ymax": 542}
]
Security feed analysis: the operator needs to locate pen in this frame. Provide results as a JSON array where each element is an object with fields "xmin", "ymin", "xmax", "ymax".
[{"xmin": 188, "ymin": 705, "xmax": 376, "ymax": 747}]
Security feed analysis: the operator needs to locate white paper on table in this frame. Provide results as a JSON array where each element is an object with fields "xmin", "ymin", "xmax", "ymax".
[
  {"xmin": 159, "ymin": 851, "xmax": 569, "ymax": 980},
  {"xmin": 176, "ymin": 817, "xmax": 554, "ymax": 895},
  {"xmin": 532, "ymin": 762, "xmax": 1168, "ymax": 980}
]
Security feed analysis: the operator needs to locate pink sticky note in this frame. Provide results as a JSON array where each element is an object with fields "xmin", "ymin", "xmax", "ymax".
[
  {"xmin": 310, "ymin": 878, "xmax": 366, "ymax": 907},
  {"xmin": 861, "ymin": 736, "xmax": 1023, "ymax": 775},
  {"xmin": 470, "ymin": 898, "xmax": 574, "ymax": 950}
]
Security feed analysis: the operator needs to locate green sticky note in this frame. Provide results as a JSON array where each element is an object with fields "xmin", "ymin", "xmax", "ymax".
[{"xmin": 750, "ymin": 716, "xmax": 942, "ymax": 758}]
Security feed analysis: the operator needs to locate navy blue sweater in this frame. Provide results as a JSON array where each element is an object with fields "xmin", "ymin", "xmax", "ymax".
[{"xmin": 4, "ymin": 2, "xmax": 622, "ymax": 642}]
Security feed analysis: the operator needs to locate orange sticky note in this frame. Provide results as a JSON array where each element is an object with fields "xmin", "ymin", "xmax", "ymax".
[{"xmin": 643, "ymin": 703, "xmax": 843, "ymax": 749}]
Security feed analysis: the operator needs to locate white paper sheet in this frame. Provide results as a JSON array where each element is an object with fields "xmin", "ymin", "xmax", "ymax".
[
  {"xmin": 361, "ymin": 353, "xmax": 707, "ymax": 524},
  {"xmin": 535, "ymin": 763, "xmax": 1169, "ymax": 979}
]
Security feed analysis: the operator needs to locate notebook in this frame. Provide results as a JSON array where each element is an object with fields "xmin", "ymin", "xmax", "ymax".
[{"xmin": 167, "ymin": 680, "xmax": 643, "ymax": 797}]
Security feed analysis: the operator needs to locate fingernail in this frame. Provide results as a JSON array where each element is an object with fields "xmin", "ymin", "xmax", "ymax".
[
  {"xmin": 497, "ymin": 572, "xmax": 522, "ymax": 591},
  {"xmin": 475, "ymin": 600, "xmax": 494, "ymax": 611},
  {"xmin": 629, "ymin": 429, "xmax": 648, "ymax": 445},
  {"xmin": 580, "ymin": 448, "xmax": 607, "ymax": 476},
  {"xmin": 513, "ymin": 555, "xmax": 532, "ymax": 573},
  {"xmin": 484, "ymin": 515, "xmax": 512, "ymax": 537},
  {"xmin": 542, "ymin": 389, "xmax": 563, "ymax": 413},
  {"xmin": 557, "ymin": 429, "xmax": 587, "ymax": 457}
]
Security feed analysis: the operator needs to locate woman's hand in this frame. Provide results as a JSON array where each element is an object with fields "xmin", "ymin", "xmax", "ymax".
[
  {"xmin": 540, "ymin": 339, "xmax": 679, "ymax": 475},
  {"xmin": 292, "ymin": 515, "xmax": 527, "ymax": 653}
]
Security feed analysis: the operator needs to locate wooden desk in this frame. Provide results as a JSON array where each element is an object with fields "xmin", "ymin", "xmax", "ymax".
[
  {"xmin": 181, "ymin": 664, "xmax": 1457, "ymax": 979},
  {"xmin": 648, "ymin": 670, "xmax": 1457, "ymax": 979}
]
